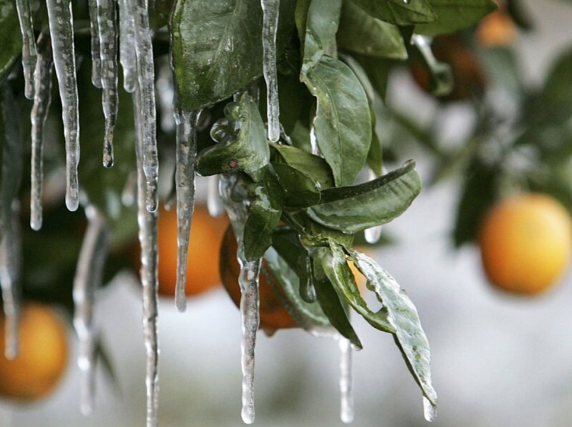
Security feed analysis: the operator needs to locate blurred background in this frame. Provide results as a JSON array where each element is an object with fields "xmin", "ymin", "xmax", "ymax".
[{"xmin": 3, "ymin": 0, "xmax": 572, "ymax": 426}]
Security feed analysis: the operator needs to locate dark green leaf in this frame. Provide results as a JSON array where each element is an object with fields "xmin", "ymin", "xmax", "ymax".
[
  {"xmin": 321, "ymin": 243, "xmax": 394, "ymax": 333},
  {"xmin": 296, "ymin": 0, "xmax": 342, "ymax": 73},
  {"xmin": 170, "ymin": 0, "xmax": 296, "ymax": 111},
  {"xmin": 288, "ymin": 211, "xmax": 355, "ymax": 248},
  {"xmin": 0, "ymin": 0, "xmax": 21, "ymax": 84},
  {"xmin": 307, "ymin": 161, "xmax": 422, "ymax": 233},
  {"xmin": 244, "ymin": 198, "xmax": 281, "ymax": 261},
  {"xmin": 271, "ymin": 143, "xmax": 334, "ymax": 189},
  {"xmin": 196, "ymin": 94, "xmax": 270, "ymax": 181},
  {"xmin": 271, "ymin": 162, "xmax": 321, "ymax": 207},
  {"xmin": 352, "ymin": 54, "xmax": 390, "ymax": 100},
  {"xmin": 311, "ymin": 248, "xmax": 362, "ymax": 348},
  {"xmin": 301, "ymin": 56, "xmax": 371, "ymax": 187},
  {"xmin": 338, "ymin": 2, "xmax": 407, "ymax": 60},
  {"xmin": 349, "ymin": 0, "xmax": 436, "ymax": 25},
  {"xmin": 416, "ymin": 0, "xmax": 497, "ymax": 36},
  {"xmin": 347, "ymin": 247, "xmax": 437, "ymax": 406}
]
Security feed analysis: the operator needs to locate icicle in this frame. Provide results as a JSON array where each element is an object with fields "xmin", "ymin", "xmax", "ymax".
[
  {"xmin": 0, "ymin": 202, "xmax": 22, "ymax": 360},
  {"xmin": 97, "ymin": 0, "xmax": 119, "ymax": 168},
  {"xmin": 364, "ymin": 169, "xmax": 382, "ymax": 244},
  {"xmin": 121, "ymin": 171, "xmax": 137, "ymax": 207},
  {"xmin": 72, "ymin": 206, "xmax": 109, "ymax": 415},
  {"xmin": 134, "ymin": 86, "xmax": 160, "ymax": 427},
  {"xmin": 339, "ymin": 338, "xmax": 354, "ymax": 423},
  {"xmin": 15, "ymin": 0, "xmax": 37, "ymax": 99},
  {"xmin": 129, "ymin": 0, "xmax": 159, "ymax": 212},
  {"xmin": 173, "ymin": 109, "xmax": 200, "ymax": 312},
  {"xmin": 46, "ymin": 0, "xmax": 80, "ymax": 212},
  {"xmin": 88, "ymin": 0, "xmax": 102, "ymax": 88},
  {"xmin": 118, "ymin": 0, "xmax": 137, "ymax": 93},
  {"xmin": 260, "ymin": 0, "xmax": 280, "ymax": 142},
  {"xmin": 207, "ymin": 175, "xmax": 224, "ymax": 217},
  {"xmin": 157, "ymin": 64, "xmax": 175, "ymax": 133},
  {"xmin": 219, "ymin": 174, "xmax": 261, "ymax": 424},
  {"xmin": 423, "ymin": 396, "xmax": 437, "ymax": 422},
  {"xmin": 30, "ymin": 33, "xmax": 54, "ymax": 231}
]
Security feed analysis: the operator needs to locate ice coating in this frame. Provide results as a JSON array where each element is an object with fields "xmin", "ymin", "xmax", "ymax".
[
  {"xmin": 30, "ymin": 33, "xmax": 54, "ymax": 231},
  {"xmin": 219, "ymin": 174, "xmax": 262, "ymax": 424},
  {"xmin": 118, "ymin": 0, "xmax": 137, "ymax": 93},
  {"xmin": 97, "ymin": 0, "xmax": 119, "ymax": 168},
  {"xmin": 0, "ymin": 202, "xmax": 22, "ymax": 360},
  {"xmin": 174, "ymin": 109, "xmax": 201, "ymax": 312},
  {"xmin": 134, "ymin": 86, "xmax": 160, "ymax": 427},
  {"xmin": 339, "ymin": 338, "xmax": 354, "ymax": 423},
  {"xmin": 260, "ymin": 0, "xmax": 280, "ymax": 142},
  {"xmin": 364, "ymin": 169, "xmax": 382, "ymax": 244},
  {"xmin": 72, "ymin": 207, "xmax": 109, "ymax": 415},
  {"xmin": 45, "ymin": 0, "xmax": 80, "ymax": 211},
  {"xmin": 15, "ymin": 0, "xmax": 37, "ymax": 99},
  {"xmin": 88, "ymin": 0, "xmax": 102, "ymax": 88},
  {"xmin": 130, "ymin": 0, "xmax": 159, "ymax": 212}
]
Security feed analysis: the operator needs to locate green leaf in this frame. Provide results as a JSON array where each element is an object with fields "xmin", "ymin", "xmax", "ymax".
[
  {"xmin": 302, "ymin": 56, "xmax": 371, "ymax": 187},
  {"xmin": 265, "ymin": 245, "xmax": 332, "ymax": 330},
  {"xmin": 288, "ymin": 211, "xmax": 355, "ymax": 248},
  {"xmin": 311, "ymin": 248, "xmax": 362, "ymax": 348},
  {"xmin": 271, "ymin": 143, "xmax": 334, "ymax": 189},
  {"xmin": 352, "ymin": 54, "xmax": 390, "ymax": 100},
  {"xmin": 196, "ymin": 94, "xmax": 270, "ymax": 181},
  {"xmin": 0, "ymin": 0, "xmax": 22, "ymax": 83},
  {"xmin": 321, "ymin": 243, "xmax": 394, "ymax": 333},
  {"xmin": 271, "ymin": 162, "xmax": 322, "ymax": 208},
  {"xmin": 307, "ymin": 161, "xmax": 422, "ymax": 233},
  {"xmin": 338, "ymin": 2, "xmax": 407, "ymax": 60},
  {"xmin": 170, "ymin": 0, "xmax": 296, "ymax": 111},
  {"xmin": 349, "ymin": 0, "xmax": 436, "ymax": 25},
  {"xmin": 416, "ymin": 0, "xmax": 497, "ymax": 36},
  {"xmin": 296, "ymin": 0, "xmax": 342, "ymax": 73},
  {"xmin": 347, "ymin": 247, "xmax": 437, "ymax": 406}
]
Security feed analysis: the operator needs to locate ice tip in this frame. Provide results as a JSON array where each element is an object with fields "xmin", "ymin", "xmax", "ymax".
[
  {"xmin": 423, "ymin": 396, "xmax": 437, "ymax": 422},
  {"xmin": 66, "ymin": 193, "xmax": 80, "ymax": 212},
  {"xmin": 241, "ymin": 408, "xmax": 255, "ymax": 424},
  {"xmin": 30, "ymin": 217, "xmax": 42, "ymax": 231},
  {"xmin": 175, "ymin": 289, "xmax": 187, "ymax": 313}
]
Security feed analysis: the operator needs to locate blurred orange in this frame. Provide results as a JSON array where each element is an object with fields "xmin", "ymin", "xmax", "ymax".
[
  {"xmin": 0, "ymin": 303, "xmax": 69, "ymax": 401},
  {"xmin": 479, "ymin": 194, "xmax": 572, "ymax": 295},
  {"xmin": 156, "ymin": 205, "xmax": 228, "ymax": 297},
  {"xmin": 477, "ymin": 10, "xmax": 517, "ymax": 47}
]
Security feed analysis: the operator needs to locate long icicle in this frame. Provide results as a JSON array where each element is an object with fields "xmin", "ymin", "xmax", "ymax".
[
  {"xmin": 87, "ymin": 0, "xmax": 103, "ymax": 88},
  {"xmin": 339, "ymin": 337, "xmax": 354, "ymax": 424},
  {"xmin": 97, "ymin": 0, "xmax": 119, "ymax": 168},
  {"xmin": 118, "ymin": 0, "xmax": 137, "ymax": 93},
  {"xmin": 72, "ymin": 206, "xmax": 110, "ymax": 415},
  {"xmin": 134, "ymin": 85, "xmax": 160, "ymax": 427},
  {"xmin": 30, "ymin": 32, "xmax": 54, "ymax": 231},
  {"xmin": 219, "ymin": 174, "xmax": 261, "ymax": 424},
  {"xmin": 173, "ymin": 109, "xmax": 201, "ymax": 312},
  {"xmin": 45, "ymin": 0, "xmax": 80, "ymax": 212},
  {"xmin": 260, "ymin": 0, "xmax": 280, "ymax": 142},
  {"xmin": 0, "ymin": 85, "xmax": 24, "ymax": 359},
  {"xmin": 15, "ymin": 0, "xmax": 37, "ymax": 99},
  {"xmin": 0, "ymin": 202, "xmax": 23, "ymax": 360},
  {"xmin": 130, "ymin": 0, "xmax": 159, "ymax": 212}
]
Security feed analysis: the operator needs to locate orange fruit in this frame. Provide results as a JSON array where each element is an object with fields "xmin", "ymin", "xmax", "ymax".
[
  {"xmin": 157, "ymin": 205, "xmax": 228, "ymax": 297},
  {"xmin": 477, "ymin": 10, "xmax": 517, "ymax": 47},
  {"xmin": 479, "ymin": 194, "xmax": 572, "ymax": 295},
  {"xmin": 0, "ymin": 303, "xmax": 69, "ymax": 401}
]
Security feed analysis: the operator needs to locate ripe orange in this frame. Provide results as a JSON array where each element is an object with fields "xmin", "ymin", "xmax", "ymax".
[
  {"xmin": 157, "ymin": 205, "xmax": 228, "ymax": 297},
  {"xmin": 479, "ymin": 194, "xmax": 572, "ymax": 295},
  {"xmin": 0, "ymin": 303, "xmax": 69, "ymax": 401}
]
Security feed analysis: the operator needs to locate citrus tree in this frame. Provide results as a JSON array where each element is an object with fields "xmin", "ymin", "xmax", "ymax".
[{"xmin": 3, "ymin": 0, "xmax": 571, "ymax": 426}]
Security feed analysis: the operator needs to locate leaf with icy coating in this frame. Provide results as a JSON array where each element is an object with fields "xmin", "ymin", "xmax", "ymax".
[
  {"xmin": 46, "ymin": 0, "xmax": 80, "ymax": 211},
  {"xmin": 346, "ymin": 246, "xmax": 438, "ymax": 408}
]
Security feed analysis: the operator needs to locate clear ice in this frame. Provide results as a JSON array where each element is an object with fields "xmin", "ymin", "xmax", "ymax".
[
  {"xmin": 15, "ymin": 0, "xmax": 37, "ymax": 99},
  {"xmin": 46, "ymin": 0, "xmax": 80, "ymax": 212},
  {"xmin": 118, "ymin": 0, "xmax": 137, "ymax": 93},
  {"xmin": 88, "ymin": 0, "xmax": 103, "ymax": 88},
  {"xmin": 339, "ymin": 338, "xmax": 354, "ymax": 423},
  {"xmin": 364, "ymin": 169, "xmax": 382, "ymax": 244},
  {"xmin": 260, "ymin": 0, "xmax": 281, "ymax": 142}
]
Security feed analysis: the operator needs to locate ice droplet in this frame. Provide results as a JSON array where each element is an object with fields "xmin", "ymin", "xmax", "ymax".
[
  {"xmin": 339, "ymin": 338, "xmax": 354, "ymax": 424},
  {"xmin": 0, "ymin": 202, "xmax": 23, "ymax": 360},
  {"xmin": 15, "ymin": 0, "xmax": 37, "ymax": 99},
  {"xmin": 72, "ymin": 206, "xmax": 109, "ymax": 415},
  {"xmin": 173, "ymin": 109, "xmax": 201, "ymax": 312},
  {"xmin": 46, "ymin": 0, "xmax": 80, "ymax": 212},
  {"xmin": 87, "ymin": 0, "xmax": 102, "ymax": 88},
  {"xmin": 30, "ymin": 33, "xmax": 54, "ymax": 231},
  {"xmin": 134, "ymin": 85, "xmax": 160, "ymax": 427},
  {"xmin": 423, "ymin": 396, "xmax": 437, "ymax": 422},
  {"xmin": 97, "ymin": 0, "xmax": 119, "ymax": 168},
  {"xmin": 260, "ymin": 0, "xmax": 280, "ymax": 143}
]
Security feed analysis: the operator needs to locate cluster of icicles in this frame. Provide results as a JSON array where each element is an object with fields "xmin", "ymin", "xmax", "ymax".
[{"xmin": 0, "ymin": 0, "xmax": 390, "ymax": 426}]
